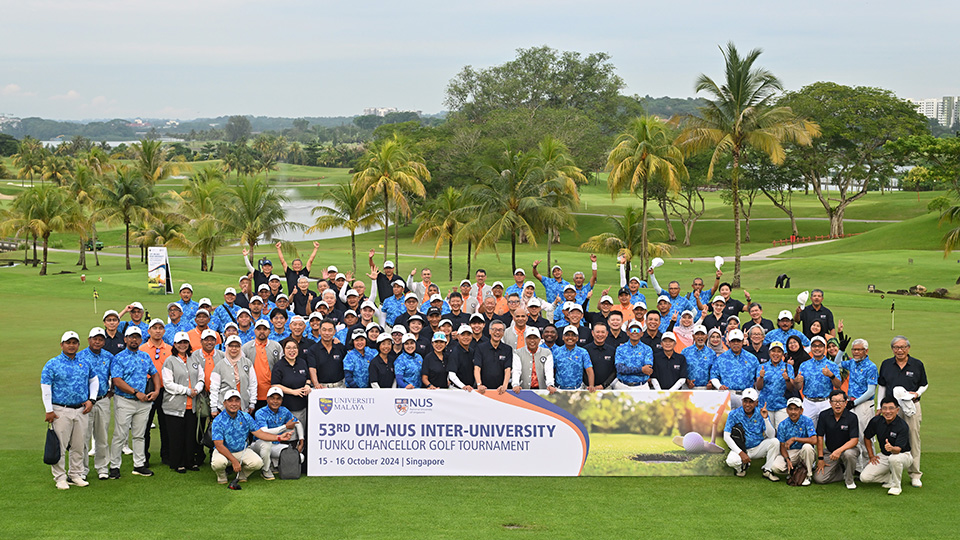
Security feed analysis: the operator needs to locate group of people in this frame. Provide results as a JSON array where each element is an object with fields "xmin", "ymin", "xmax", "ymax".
[{"xmin": 40, "ymin": 243, "xmax": 928, "ymax": 494}]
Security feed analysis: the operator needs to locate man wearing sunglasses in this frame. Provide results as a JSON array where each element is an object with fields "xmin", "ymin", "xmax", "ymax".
[{"xmin": 613, "ymin": 320, "xmax": 654, "ymax": 389}]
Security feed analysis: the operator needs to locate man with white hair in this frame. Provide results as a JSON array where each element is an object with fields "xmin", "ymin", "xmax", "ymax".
[
  {"xmin": 877, "ymin": 335, "xmax": 927, "ymax": 487},
  {"xmin": 511, "ymin": 327, "xmax": 555, "ymax": 392},
  {"xmin": 842, "ymin": 338, "xmax": 878, "ymax": 472},
  {"xmin": 570, "ymin": 254, "xmax": 598, "ymax": 309}
]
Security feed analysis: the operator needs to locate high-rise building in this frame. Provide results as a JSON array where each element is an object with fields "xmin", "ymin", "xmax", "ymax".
[{"xmin": 910, "ymin": 96, "xmax": 959, "ymax": 128}]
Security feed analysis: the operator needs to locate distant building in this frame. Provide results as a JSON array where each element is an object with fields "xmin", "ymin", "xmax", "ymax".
[
  {"xmin": 910, "ymin": 96, "xmax": 959, "ymax": 128},
  {"xmin": 0, "ymin": 114, "xmax": 21, "ymax": 132},
  {"xmin": 361, "ymin": 107, "xmax": 423, "ymax": 118}
]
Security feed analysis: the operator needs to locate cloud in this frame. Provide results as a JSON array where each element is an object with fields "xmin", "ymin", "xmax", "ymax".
[
  {"xmin": 1, "ymin": 83, "xmax": 36, "ymax": 97},
  {"xmin": 50, "ymin": 89, "xmax": 81, "ymax": 101}
]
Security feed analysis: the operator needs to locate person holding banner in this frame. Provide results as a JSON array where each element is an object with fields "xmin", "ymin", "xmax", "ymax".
[
  {"xmin": 272, "ymin": 338, "xmax": 311, "ymax": 423},
  {"xmin": 554, "ymin": 326, "xmax": 595, "ymax": 390},
  {"xmin": 422, "ymin": 332, "xmax": 452, "ymax": 389},
  {"xmin": 369, "ymin": 335, "xmax": 397, "ymax": 389},
  {"xmin": 395, "ymin": 334, "xmax": 424, "ymax": 389},
  {"xmin": 614, "ymin": 320, "xmax": 653, "ymax": 389},
  {"xmin": 344, "ymin": 329, "xmax": 376, "ymax": 388},
  {"xmin": 474, "ymin": 320, "xmax": 512, "ymax": 395},
  {"xmin": 447, "ymin": 325, "xmax": 476, "ymax": 391}
]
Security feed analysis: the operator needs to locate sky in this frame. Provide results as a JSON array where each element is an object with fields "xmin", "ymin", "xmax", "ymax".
[{"xmin": 2, "ymin": 0, "xmax": 959, "ymax": 121}]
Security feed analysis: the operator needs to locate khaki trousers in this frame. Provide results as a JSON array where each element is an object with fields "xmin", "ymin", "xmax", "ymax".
[{"xmin": 50, "ymin": 405, "xmax": 89, "ymax": 483}]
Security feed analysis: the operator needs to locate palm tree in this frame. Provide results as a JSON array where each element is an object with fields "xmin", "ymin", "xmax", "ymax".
[
  {"xmin": 532, "ymin": 136, "xmax": 586, "ymax": 266},
  {"xmin": 98, "ymin": 167, "xmax": 165, "ymax": 270},
  {"xmin": 132, "ymin": 214, "xmax": 190, "ymax": 251},
  {"xmin": 6, "ymin": 185, "xmax": 79, "ymax": 275},
  {"xmin": 41, "ymin": 155, "xmax": 73, "ymax": 186},
  {"xmin": 287, "ymin": 142, "xmax": 305, "ymax": 165},
  {"xmin": 354, "ymin": 135, "xmax": 430, "ymax": 265},
  {"xmin": 674, "ymin": 42, "xmax": 820, "ymax": 287},
  {"xmin": 307, "ymin": 183, "xmax": 379, "ymax": 273},
  {"xmin": 168, "ymin": 168, "xmax": 229, "ymax": 271},
  {"xmin": 414, "ymin": 186, "xmax": 467, "ymax": 281},
  {"xmin": 579, "ymin": 206, "xmax": 674, "ymax": 276},
  {"xmin": 606, "ymin": 115, "xmax": 686, "ymax": 273},
  {"xmin": 66, "ymin": 164, "xmax": 102, "ymax": 270},
  {"xmin": 132, "ymin": 139, "xmax": 174, "ymax": 184},
  {"xmin": 221, "ymin": 176, "xmax": 301, "ymax": 263},
  {"xmin": 12, "ymin": 137, "xmax": 45, "ymax": 187}
]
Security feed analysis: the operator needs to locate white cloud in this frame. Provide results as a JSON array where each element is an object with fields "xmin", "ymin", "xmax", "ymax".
[
  {"xmin": 50, "ymin": 89, "xmax": 81, "ymax": 101},
  {"xmin": 1, "ymin": 83, "xmax": 36, "ymax": 97}
]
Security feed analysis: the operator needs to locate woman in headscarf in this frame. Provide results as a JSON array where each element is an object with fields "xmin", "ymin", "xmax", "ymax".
[
  {"xmin": 707, "ymin": 327, "xmax": 727, "ymax": 355},
  {"xmin": 671, "ymin": 309, "xmax": 703, "ymax": 350},
  {"xmin": 783, "ymin": 334, "xmax": 809, "ymax": 400}
]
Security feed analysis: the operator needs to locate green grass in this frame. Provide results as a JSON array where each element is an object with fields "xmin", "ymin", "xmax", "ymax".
[{"xmin": 583, "ymin": 433, "xmax": 726, "ymax": 476}]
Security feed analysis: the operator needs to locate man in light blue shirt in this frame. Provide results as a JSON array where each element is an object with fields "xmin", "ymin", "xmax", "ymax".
[
  {"xmin": 723, "ymin": 388, "xmax": 779, "ymax": 480},
  {"xmin": 797, "ymin": 336, "xmax": 842, "ymax": 429},
  {"xmin": 770, "ymin": 398, "xmax": 816, "ymax": 483},
  {"xmin": 614, "ymin": 320, "xmax": 653, "ymax": 388}
]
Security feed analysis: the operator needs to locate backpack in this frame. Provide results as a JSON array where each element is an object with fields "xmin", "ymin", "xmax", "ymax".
[{"xmin": 278, "ymin": 446, "xmax": 301, "ymax": 480}]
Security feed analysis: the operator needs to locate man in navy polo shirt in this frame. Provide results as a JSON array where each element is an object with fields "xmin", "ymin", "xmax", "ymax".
[
  {"xmin": 813, "ymin": 389, "xmax": 859, "ymax": 489},
  {"xmin": 41, "ymin": 331, "xmax": 98, "ymax": 490},
  {"xmin": 877, "ymin": 335, "xmax": 927, "ymax": 488}
]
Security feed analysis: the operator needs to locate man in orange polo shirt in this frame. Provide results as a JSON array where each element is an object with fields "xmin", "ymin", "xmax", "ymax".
[
  {"xmin": 610, "ymin": 287, "xmax": 637, "ymax": 323},
  {"xmin": 139, "ymin": 319, "xmax": 173, "ymax": 467},
  {"xmin": 187, "ymin": 309, "xmax": 221, "ymax": 351},
  {"xmin": 242, "ymin": 319, "xmax": 283, "ymax": 411}
]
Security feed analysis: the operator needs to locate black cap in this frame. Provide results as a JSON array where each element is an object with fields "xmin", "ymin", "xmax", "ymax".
[
  {"xmin": 260, "ymin": 258, "xmax": 272, "ymax": 267},
  {"xmin": 618, "ymin": 287, "xmax": 631, "ymax": 296},
  {"xmin": 427, "ymin": 307, "xmax": 442, "ymax": 316}
]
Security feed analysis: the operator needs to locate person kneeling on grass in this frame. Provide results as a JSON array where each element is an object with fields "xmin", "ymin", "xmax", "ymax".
[
  {"xmin": 723, "ymin": 388, "xmax": 780, "ymax": 481},
  {"xmin": 251, "ymin": 387, "xmax": 303, "ymax": 480},
  {"xmin": 211, "ymin": 389, "xmax": 292, "ymax": 485},
  {"xmin": 860, "ymin": 396, "xmax": 914, "ymax": 496},
  {"xmin": 770, "ymin": 398, "xmax": 816, "ymax": 485}
]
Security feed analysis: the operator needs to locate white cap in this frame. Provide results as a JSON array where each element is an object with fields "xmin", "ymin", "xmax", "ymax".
[
  {"xmin": 266, "ymin": 386, "xmax": 284, "ymax": 398},
  {"xmin": 528, "ymin": 298, "xmax": 541, "ymax": 308},
  {"xmin": 491, "ymin": 281, "xmax": 504, "ymax": 289},
  {"xmin": 335, "ymin": 273, "xmax": 345, "ymax": 281},
  {"xmin": 629, "ymin": 276, "xmax": 642, "ymax": 284},
  {"xmin": 124, "ymin": 326, "xmax": 142, "ymax": 337},
  {"xmin": 514, "ymin": 268, "xmax": 526, "ymax": 275},
  {"xmin": 223, "ymin": 389, "xmax": 241, "ymax": 401},
  {"xmin": 237, "ymin": 308, "xmax": 252, "ymax": 317},
  {"xmin": 728, "ymin": 315, "xmax": 741, "ymax": 324},
  {"xmin": 524, "ymin": 327, "xmax": 541, "ymax": 338},
  {"xmin": 346, "ymin": 289, "xmax": 360, "ymax": 297},
  {"xmin": 201, "ymin": 329, "xmax": 219, "ymax": 340},
  {"xmin": 223, "ymin": 322, "xmax": 239, "ymax": 332},
  {"xmin": 289, "ymin": 315, "xmax": 304, "ymax": 324},
  {"xmin": 786, "ymin": 397, "xmax": 803, "ymax": 408},
  {"xmin": 439, "ymin": 319, "xmax": 452, "ymax": 327},
  {"xmin": 680, "ymin": 310, "xmax": 696, "ymax": 318},
  {"xmin": 254, "ymin": 319, "xmax": 271, "ymax": 329},
  {"xmin": 257, "ymin": 284, "xmax": 270, "ymax": 292},
  {"xmin": 562, "ymin": 325, "xmax": 579, "ymax": 335},
  {"xmin": 429, "ymin": 293, "xmax": 443, "ymax": 303},
  {"xmin": 563, "ymin": 284, "xmax": 576, "ymax": 293},
  {"xmin": 551, "ymin": 265, "xmax": 562, "ymax": 272},
  {"xmin": 343, "ymin": 309, "xmax": 357, "ymax": 318},
  {"xmin": 269, "ymin": 274, "xmax": 281, "ymax": 282},
  {"xmin": 769, "ymin": 341, "xmax": 785, "ymax": 351},
  {"xmin": 402, "ymin": 333, "xmax": 416, "ymax": 343},
  {"xmin": 351, "ymin": 328, "xmax": 368, "ymax": 339},
  {"xmin": 102, "ymin": 309, "xmax": 119, "ymax": 321},
  {"xmin": 377, "ymin": 334, "xmax": 393, "ymax": 344},
  {"xmin": 167, "ymin": 302, "xmax": 182, "ymax": 311},
  {"xmin": 383, "ymin": 260, "xmax": 395, "ymax": 269},
  {"xmin": 693, "ymin": 325, "xmax": 708, "ymax": 335},
  {"xmin": 568, "ymin": 303, "xmax": 584, "ymax": 313},
  {"xmin": 451, "ymin": 324, "xmax": 470, "ymax": 334},
  {"xmin": 661, "ymin": 331, "xmax": 677, "ymax": 341},
  {"xmin": 198, "ymin": 298, "xmax": 213, "ymax": 307},
  {"xmin": 238, "ymin": 275, "xmax": 250, "ymax": 283},
  {"xmin": 130, "ymin": 302, "xmax": 144, "ymax": 310},
  {"xmin": 365, "ymin": 322, "xmax": 382, "ymax": 331},
  {"xmin": 174, "ymin": 331, "xmax": 190, "ymax": 343},
  {"xmin": 327, "ymin": 265, "xmax": 338, "ymax": 273},
  {"xmin": 811, "ymin": 336, "xmax": 827, "ymax": 345},
  {"xmin": 599, "ymin": 295, "xmax": 614, "ymax": 305},
  {"xmin": 633, "ymin": 301, "xmax": 647, "ymax": 310},
  {"xmin": 657, "ymin": 295, "xmax": 671, "ymax": 304},
  {"xmin": 196, "ymin": 309, "xmax": 210, "ymax": 317},
  {"xmin": 403, "ymin": 292, "xmax": 418, "ymax": 302},
  {"xmin": 392, "ymin": 325, "xmax": 406, "ymax": 334},
  {"xmin": 61, "ymin": 331, "xmax": 79, "ymax": 342},
  {"xmin": 148, "ymin": 318, "xmax": 165, "ymax": 328},
  {"xmin": 727, "ymin": 329, "xmax": 744, "ymax": 341},
  {"xmin": 392, "ymin": 278, "xmax": 406, "ymax": 287},
  {"xmin": 741, "ymin": 388, "xmax": 759, "ymax": 402},
  {"xmin": 88, "ymin": 327, "xmax": 106, "ymax": 338},
  {"xmin": 308, "ymin": 312, "xmax": 323, "ymax": 321},
  {"xmin": 360, "ymin": 300, "xmax": 376, "ymax": 310},
  {"xmin": 179, "ymin": 283, "xmax": 193, "ymax": 292},
  {"xmin": 561, "ymin": 301, "xmax": 573, "ymax": 311},
  {"xmin": 469, "ymin": 313, "xmax": 485, "ymax": 322},
  {"xmin": 276, "ymin": 293, "xmax": 288, "ymax": 301},
  {"xmin": 224, "ymin": 335, "xmax": 242, "ymax": 347},
  {"xmin": 249, "ymin": 296, "xmax": 264, "ymax": 304},
  {"xmin": 459, "ymin": 279, "xmax": 471, "ymax": 286},
  {"xmin": 778, "ymin": 310, "xmax": 793, "ymax": 321},
  {"xmin": 432, "ymin": 331, "xmax": 448, "ymax": 342},
  {"xmin": 626, "ymin": 320, "xmax": 643, "ymax": 330},
  {"xmin": 523, "ymin": 281, "xmax": 536, "ymax": 289},
  {"xmin": 712, "ymin": 295, "xmax": 726, "ymax": 304},
  {"xmin": 224, "ymin": 287, "xmax": 236, "ymax": 296}
]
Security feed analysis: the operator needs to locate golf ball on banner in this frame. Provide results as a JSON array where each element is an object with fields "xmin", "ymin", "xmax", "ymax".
[{"xmin": 682, "ymin": 432, "xmax": 706, "ymax": 453}]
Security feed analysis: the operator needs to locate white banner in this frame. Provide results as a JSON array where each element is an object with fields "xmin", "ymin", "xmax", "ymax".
[
  {"xmin": 147, "ymin": 246, "xmax": 172, "ymax": 294},
  {"xmin": 306, "ymin": 389, "xmax": 589, "ymax": 476}
]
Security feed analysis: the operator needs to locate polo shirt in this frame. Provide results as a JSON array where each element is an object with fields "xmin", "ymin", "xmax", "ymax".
[
  {"xmin": 552, "ymin": 345, "xmax": 592, "ymax": 390},
  {"xmin": 394, "ymin": 352, "xmax": 424, "ymax": 388},
  {"xmin": 306, "ymin": 341, "xmax": 346, "ymax": 384},
  {"xmin": 651, "ymin": 351, "xmax": 687, "ymax": 389},
  {"xmin": 584, "ymin": 341, "xmax": 617, "ymax": 388},
  {"xmin": 777, "ymin": 415, "xmax": 816, "ymax": 450},
  {"xmin": 41, "ymin": 352, "xmax": 94, "ymax": 406},
  {"xmin": 681, "ymin": 344, "xmax": 716, "ymax": 387},
  {"xmin": 103, "ymin": 330, "xmax": 126, "ymax": 356},
  {"xmin": 816, "ymin": 409, "xmax": 858, "ymax": 452},
  {"xmin": 78, "ymin": 347, "xmax": 114, "ymax": 399},
  {"xmin": 724, "ymin": 407, "xmax": 768, "ymax": 449},
  {"xmin": 255, "ymin": 405, "xmax": 296, "ymax": 445},
  {"xmin": 284, "ymin": 267, "xmax": 311, "ymax": 297},
  {"xmin": 606, "ymin": 330, "xmax": 628, "ymax": 347},
  {"xmin": 211, "ymin": 410, "xmax": 263, "ymax": 453},
  {"xmin": 798, "ymin": 357, "xmax": 840, "ymax": 399},
  {"xmin": 368, "ymin": 355, "xmax": 396, "ymax": 388},
  {"xmin": 271, "ymin": 357, "xmax": 310, "ymax": 411},
  {"xmin": 722, "ymin": 298, "xmax": 745, "ymax": 320},
  {"xmin": 473, "ymin": 340, "xmax": 512, "ymax": 389},
  {"xmin": 448, "ymin": 343, "xmax": 477, "ymax": 387},
  {"xmin": 614, "ymin": 340, "xmax": 653, "ymax": 386},
  {"xmin": 344, "ymin": 347, "xmax": 377, "ymax": 388},
  {"xmin": 110, "ymin": 347, "xmax": 157, "ymax": 399},
  {"xmin": 841, "ymin": 356, "xmax": 878, "ymax": 400},
  {"xmin": 539, "ymin": 276, "xmax": 570, "ymax": 304},
  {"xmin": 742, "ymin": 318, "xmax": 775, "ymax": 334},
  {"xmin": 797, "ymin": 304, "xmax": 834, "ymax": 338},
  {"xmin": 711, "ymin": 349, "xmax": 759, "ymax": 391},
  {"xmin": 863, "ymin": 415, "xmax": 911, "ymax": 455},
  {"xmin": 877, "ymin": 356, "xmax": 927, "ymax": 394},
  {"xmin": 422, "ymin": 351, "xmax": 452, "ymax": 389},
  {"xmin": 758, "ymin": 361, "xmax": 794, "ymax": 411},
  {"xmin": 640, "ymin": 331, "xmax": 663, "ymax": 351}
]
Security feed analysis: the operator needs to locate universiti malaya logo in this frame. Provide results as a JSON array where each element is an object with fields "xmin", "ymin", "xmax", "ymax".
[
  {"xmin": 394, "ymin": 398, "xmax": 409, "ymax": 416},
  {"xmin": 318, "ymin": 397, "xmax": 333, "ymax": 415}
]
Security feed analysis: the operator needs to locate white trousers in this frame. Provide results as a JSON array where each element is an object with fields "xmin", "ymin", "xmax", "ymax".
[
  {"xmin": 50, "ymin": 405, "xmax": 89, "ymax": 483},
  {"xmin": 851, "ymin": 401, "xmax": 875, "ymax": 471},
  {"xmin": 110, "ymin": 396, "xmax": 151, "ymax": 468},
  {"xmin": 84, "ymin": 398, "xmax": 111, "ymax": 476},
  {"xmin": 726, "ymin": 438, "xmax": 779, "ymax": 471},
  {"xmin": 802, "ymin": 399, "xmax": 830, "ymax": 429},
  {"xmin": 860, "ymin": 452, "xmax": 913, "ymax": 491},
  {"xmin": 211, "ymin": 448, "xmax": 263, "ymax": 482},
  {"xmin": 900, "ymin": 402, "xmax": 922, "ymax": 480}
]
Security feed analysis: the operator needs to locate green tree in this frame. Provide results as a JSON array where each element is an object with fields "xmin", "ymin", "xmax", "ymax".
[
  {"xmin": 414, "ymin": 186, "xmax": 467, "ymax": 281},
  {"xmin": 579, "ymin": 206, "xmax": 673, "ymax": 276},
  {"xmin": 224, "ymin": 115, "xmax": 252, "ymax": 143},
  {"xmin": 167, "ymin": 167, "xmax": 230, "ymax": 271},
  {"xmin": 41, "ymin": 155, "xmax": 72, "ymax": 186},
  {"xmin": 12, "ymin": 136, "xmax": 45, "ymax": 186},
  {"xmin": 777, "ymin": 82, "xmax": 923, "ymax": 236},
  {"xmin": 98, "ymin": 167, "xmax": 165, "ymax": 270},
  {"xmin": 307, "ymin": 183, "xmax": 379, "ymax": 274},
  {"xmin": 354, "ymin": 135, "xmax": 431, "ymax": 264},
  {"xmin": 533, "ymin": 136, "xmax": 586, "ymax": 264},
  {"xmin": 886, "ymin": 135, "xmax": 960, "ymax": 192},
  {"xmin": 675, "ymin": 43, "xmax": 820, "ymax": 287},
  {"xmin": 132, "ymin": 139, "xmax": 174, "ymax": 185},
  {"xmin": 222, "ymin": 176, "xmax": 300, "ymax": 262},
  {"xmin": 6, "ymin": 184, "xmax": 80, "ymax": 275},
  {"xmin": 607, "ymin": 115, "xmax": 686, "ymax": 272},
  {"xmin": 66, "ymin": 164, "xmax": 101, "ymax": 269}
]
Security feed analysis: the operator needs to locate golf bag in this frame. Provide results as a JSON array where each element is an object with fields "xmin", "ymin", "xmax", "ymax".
[
  {"xmin": 278, "ymin": 446, "xmax": 301, "ymax": 480},
  {"xmin": 775, "ymin": 274, "xmax": 790, "ymax": 289},
  {"xmin": 730, "ymin": 423, "xmax": 747, "ymax": 455}
]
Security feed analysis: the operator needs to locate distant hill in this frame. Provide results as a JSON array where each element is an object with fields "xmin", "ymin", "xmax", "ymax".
[{"xmin": 640, "ymin": 95, "xmax": 707, "ymax": 119}]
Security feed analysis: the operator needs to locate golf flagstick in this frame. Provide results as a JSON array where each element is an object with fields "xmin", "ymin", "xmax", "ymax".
[{"xmin": 891, "ymin": 301, "xmax": 895, "ymax": 331}]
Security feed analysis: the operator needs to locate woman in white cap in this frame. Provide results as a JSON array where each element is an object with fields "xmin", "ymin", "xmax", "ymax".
[
  {"xmin": 343, "ymin": 329, "xmax": 376, "ymax": 388},
  {"xmin": 210, "ymin": 336, "xmax": 257, "ymax": 416},
  {"xmin": 369, "ymin": 334, "xmax": 397, "ymax": 389},
  {"xmin": 394, "ymin": 334, "xmax": 424, "ymax": 389},
  {"xmin": 161, "ymin": 332, "xmax": 204, "ymax": 473},
  {"xmin": 421, "ymin": 332, "xmax": 451, "ymax": 389}
]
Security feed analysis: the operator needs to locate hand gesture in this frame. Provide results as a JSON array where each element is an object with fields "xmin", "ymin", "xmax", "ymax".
[
  {"xmin": 275, "ymin": 241, "xmax": 282, "ymax": 249},
  {"xmin": 242, "ymin": 248, "xmax": 249, "ymax": 257},
  {"xmin": 409, "ymin": 268, "xmax": 417, "ymax": 277},
  {"xmin": 618, "ymin": 254, "xmax": 626, "ymax": 264},
  {"xmin": 758, "ymin": 366, "xmax": 766, "ymax": 378},
  {"xmin": 821, "ymin": 367, "xmax": 834, "ymax": 378},
  {"xmin": 345, "ymin": 271, "xmax": 354, "ymax": 281},
  {"xmin": 782, "ymin": 369, "xmax": 790, "ymax": 381},
  {"xmin": 368, "ymin": 248, "xmax": 376, "ymax": 259},
  {"xmin": 760, "ymin": 404, "xmax": 768, "ymax": 418},
  {"xmin": 743, "ymin": 290, "xmax": 751, "ymax": 301},
  {"xmin": 285, "ymin": 419, "xmax": 296, "ymax": 429},
  {"xmin": 601, "ymin": 288, "xmax": 610, "ymax": 296},
  {"xmin": 533, "ymin": 260, "xmax": 541, "ymax": 267},
  {"xmin": 671, "ymin": 312, "xmax": 678, "ymax": 322},
  {"xmin": 590, "ymin": 254, "xmax": 597, "ymax": 263},
  {"xmin": 313, "ymin": 241, "xmax": 320, "ymax": 249},
  {"xmin": 367, "ymin": 268, "xmax": 378, "ymax": 280},
  {"xmin": 838, "ymin": 319, "xmax": 844, "ymax": 333},
  {"xmin": 884, "ymin": 440, "xmax": 894, "ymax": 453},
  {"xmin": 647, "ymin": 267, "xmax": 654, "ymax": 275}
]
